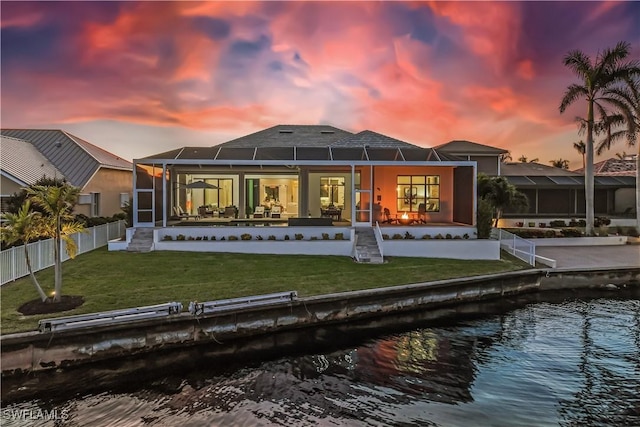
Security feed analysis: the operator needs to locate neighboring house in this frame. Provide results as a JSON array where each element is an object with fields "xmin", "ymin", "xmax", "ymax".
[
  {"xmin": 133, "ymin": 125, "xmax": 477, "ymax": 229},
  {"xmin": 436, "ymin": 139, "xmax": 636, "ymax": 217},
  {"xmin": 0, "ymin": 129, "xmax": 133, "ymax": 217},
  {"xmin": 0, "ymin": 135, "xmax": 64, "ymax": 212},
  {"xmin": 434, "ymin": 140, "xmax": 509, "ymax": 175},
  {"xmin": 573, "ymin": 157, "xmax": 637, "ymax": 214}
]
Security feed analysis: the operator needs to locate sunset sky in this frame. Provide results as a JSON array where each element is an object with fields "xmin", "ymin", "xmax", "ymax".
[{"xmin": 2, "ymin": 1, "xmax": 639, "ymax": 167}]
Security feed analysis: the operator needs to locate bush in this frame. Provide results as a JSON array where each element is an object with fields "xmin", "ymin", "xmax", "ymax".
[
  {"xmin": 434, "ymin": 233, "xmax": 444, "ymax": 239},
  {"xmin": 187, "ymin": 236, "xmax": 195, "ymax": 241},
  {"xmin": 241, "ymin": 233, "xmax": 252, "ymax": 240},
  {"xmin": 268, "ymin": 235, "xmax": 276, "ymax": 240},
  {"xmin": 463, "ymin": 233, "xmax": 470, "ymax": 239},
  {"xmin": 256, "ymin": 235, "xmax": 264, "ymax": 240},
  {"xmin": 476, "ymin": 198, "xmax": 493, "ymax": 239},
  {"xmin": 195, "ymin": 236, "xmax": 202, "ymax": 241},
  {"xmin": 284, "ymin": 235, "xmax": 290, "ymax": 240},
  {"xmin": 382, "ymin": 234, "xmax": 390, "ymax": 240},
  {"xmin": 162, "ymin": 235, "xmax": 173, "ymax": 241},
  {"xmin": 421, "ymin": 234, "xmax": 432, "ymax": 239},
  {"xmin": 176, "ymin": 234, "xmax": 186, "ymax": 241},
  {"xmin": 594, "ymin": 216, "xmax": 611, "ymax": 227},
  {"xmin": 334, "ymin": 233, "xmax": 345, "ymax": 240},
  {"xmin": 392, "ymin": 233, "xmax": 404, "ymax": 240},
  {"xmin": 544, "ymin": 230, "xmax": 556, "ymax": 238},
  {"xmin": 550, "ymin": 220, "xmax": 567, "ymax": 227},
  {"xmin": 560, "ymin": 228, "xmax": 583, "ymax": 237},
  {"xmin": 294, "ymin": 234, "xmax": 304, "ymax": 240},
  {"xmin": 310, "ymin": 236, "xmax": 318, "ymax": 240},
  {"xmin": 445, "ymin": 233, "xmax": 453, "ymax": 239},
  {"xmin": 203, "ymin": 236, "xmax": 208, "ymax": 240},
  {"xmin": 404, "ymin": 232, "xmax": 415, "ymax": 240},
  {"xmin": 228, "ymin": 235, "xmax": 238, "ymax": 241},
  {"xmin": 627, "ymin": 227, "xmax": 639, "ymax": 237},
  {"xmin": 322, "ymin": 233, "xmax": 330, "ymax": 240},
  {"xmin": 453, "ymin": 235, "xmax": 462, "ymax": 239}
]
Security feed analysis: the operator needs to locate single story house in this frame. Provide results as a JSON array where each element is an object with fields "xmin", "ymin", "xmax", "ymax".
[
  {"xmin": 0, "ymin": 129, "xmax": 133, "ymax": 217},
  {"xmin": 125, "ymin": 125, "xmax": 500, "ymax": 262}
]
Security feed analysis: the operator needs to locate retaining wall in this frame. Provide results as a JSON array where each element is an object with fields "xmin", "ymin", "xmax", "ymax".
[{"xmin": 3, "ymin": 267, "xmax": 638, "ymax": 376}]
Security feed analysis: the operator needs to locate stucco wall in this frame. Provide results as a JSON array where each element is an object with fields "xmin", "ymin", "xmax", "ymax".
[
  {"xmin": 1, "ymin": 176, "xmax": 23, "ymax": 197},
  {"xmin": 81, "ymin": 168, "xmax": 132, "ymax": 217}
]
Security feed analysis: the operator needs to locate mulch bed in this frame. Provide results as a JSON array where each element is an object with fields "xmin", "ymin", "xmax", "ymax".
[{"xmin": 18, "ymin": 295, "xmax": 85, "ymax": 316}]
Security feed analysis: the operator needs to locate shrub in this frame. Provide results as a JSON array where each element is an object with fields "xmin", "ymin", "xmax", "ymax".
[
  {"xmin": 421, "ymin": 234, "xmax": 432, "ymax": 239},
  {"xmin": 220, "ymin": 237, "xmax": 225, "ymax": 241},
  {"xmin": 453, "ymin": 235, "xmax": 462, "ymax": 239},
  {"xmin": 616, "ymin": 225, "xmax": 624, "ymax": 235},
  {"xmin": 211, "ymin": 236, "xmax": 216, "ymax": 241},
  {"xmin": 162, "ymin": 235, "xmax": 173, "ymax": 241},
  {"xmin": 294, "ymin": 234, "xmax": 303, "ymax": 240},
  {"xmin": 445, "ymin": 233, "xmax": 453, "ymax": 239},
  {"xmin": 569, "ymin": 219, "xmax": 579, "ymax": 227},
  {"xmin": 392, "ymin": 233, "xmax": 403, "ymax": 240},
  {"xmin": 284, "ymin": 235, "xmax": 290, "ymax": 240},
  {"xmin": 627, "ymin": 227, "xmax": 639, "ymax": 237},
  {"xmin": 560, "ymin": 228, "xmax": 583, "ymax": 237},
  {"xmin": 256, "ymin": 235, "xmax": 264, "ymax": 240},
  {"xmin": 187, "ymin": 236, "xmax": 195, "ymax": 241},
  {"xmin": 203, "ymin": 236, "xmax": 208, "ymax": 241},
  {"xmin": 241, "ymin": 233, "xmax": 252, "ymax": 241},
  {"xmin": 538, "ymin": 222, "xmax": 546, "ymax": 228},
  {"xmin": 434, "ymin": 233, "xmax": 444, "ymax": 239},
  {"xmin": 550, "ymin": 220, "xmax": 567, "ymax": 227},
  {"xmin": 463, "ymin": 233, "xmax": 470, "ymax": 239},
  {"xmin": 544, "ymin": 230, "xmax": 556, "ymax": 238},
  {"xmin": 310, "ymin": 236, "xmax": 318, "ymax": 240},
  {"xmin": 382, "ymin": 234, "xmax": 390, "ymax": 240},
  {"xmin": 176, "ymin": 234, "xmax": 186, "ymax": 241},
  {"xmin": 528, "ymin": 222, "xmax": 536, "ymax": 227},
  {"xmin": 475, "ymin": 197, "xmax": 493, "ymax": 238},
  {"xmin": 334, "ymin": 233, "xmax": 345, "ymax": 240},
  {"xmin": 322, "ymin": 233, "xmax": 330, "ymax": 240},
  {"xmin": 268, "ymin": 235, "xmax": 276, "ymax": 240},
  {"xmin": 228, "ymin": 235, "xmax": 238, "ymax": 241},
  {"xmin": 578, "ymin": 219, "xmax": 586, "ymax": 227},
  {"xmin": 404, "ymin": 232, "xmax": 415, "ymax": 240},
  {"xmin": 594, "ymin": 216, "xmax": 611, "ymax": 227},
  {"xmin": 195, "ymin": 236, "xmax": 202, "ymax": 241}
]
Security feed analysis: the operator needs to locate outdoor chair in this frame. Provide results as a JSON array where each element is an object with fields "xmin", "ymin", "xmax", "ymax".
[
  {"xmin": 176, "ymin": 206, "xmax": 200, "ymax": 220},
  {"xmin": 381, "ymin": 208, "xmax": 397, "ymax": 224},
  {"xmin": 254, "ymin": 206, "xmax": 265, "ymax": 218},
  {"xmin": 271, "ymin": 205, "xmax": 282, "ymax": 218}
]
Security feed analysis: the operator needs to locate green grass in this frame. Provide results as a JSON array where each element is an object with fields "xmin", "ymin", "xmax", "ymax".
[{"xmin": 0, "ymin": 248, "xmax": 530, "ymax": 334}]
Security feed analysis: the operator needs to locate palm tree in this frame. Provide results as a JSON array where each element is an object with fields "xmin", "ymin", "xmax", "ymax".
[
  {"xmin": 477, "ymin": 174, "xmax": 529, "ymax": 227},
  {"xmin": 550, "ymin": 159, "xmax": 570, "ymax": 169},
  {"xmin": 499, "ymin": 151, "xmax": 513, "ymax": 162},
  {"xmin": 27, "ymin": 184, "xmax": 85, "ymax": 302},
  {"xmin": 517, "ymin": 155, "xmax": 539, "ymax": 163},
  {"xmin": 0, "ymin": 201, "xmax": 49, "ymax": 302},
  {"xmin": 559, "ymin": 41, "xmax": 640, "ymax": 235},
  {"xmin": 573, "ymin": 141, "xmax": 586, "ymax": 170},
  {"xmin": 594, "ymin": 74, "xmax": 640, "ymax": 229}
]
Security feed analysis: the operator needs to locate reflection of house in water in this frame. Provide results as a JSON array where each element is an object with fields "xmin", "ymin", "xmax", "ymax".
[{"xmin": 352, "ymin": 330, "xmax": 480, "ymax": 404}]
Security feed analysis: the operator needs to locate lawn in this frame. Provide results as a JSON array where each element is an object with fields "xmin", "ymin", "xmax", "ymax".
[{"xmin": 0, "ymin": 248, "xmax": 531, "ymax": 334}]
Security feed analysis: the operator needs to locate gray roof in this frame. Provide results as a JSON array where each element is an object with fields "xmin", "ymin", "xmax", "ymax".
[
  {"xmin": 139, "ymin": 125, "xmax": 460, "ymax": 163},
  {"xmin": 435, "ymin": 140, "xmax": 509, "ymax": 155},
  {"xmin": 1, "ymin": 135, "xmax": 64, "ymax": 186},
  {"xmin": 501, "ymin": 162, "xmax": 582, "ymax": 177},
  {"xmin": 0, "ymin": 129, "xmax": 132, "ymax": 188},
  {"xmin": 219, "ymin": 125, "xmax": 353, "ymax": 148}
]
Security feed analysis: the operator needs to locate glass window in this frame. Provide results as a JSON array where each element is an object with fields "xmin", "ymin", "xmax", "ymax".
[
  {"xmin": 397, "ymin": 175, "xmax": 440, "ymax": 212},
  {"xmin": 320, "ymin": 177, "xmax": 345, "ymax": 208}
]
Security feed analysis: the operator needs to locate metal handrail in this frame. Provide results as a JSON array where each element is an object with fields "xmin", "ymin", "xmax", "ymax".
[{"xmin": 492, "ymin": 228, "xmax": 536, "ymax": 266}]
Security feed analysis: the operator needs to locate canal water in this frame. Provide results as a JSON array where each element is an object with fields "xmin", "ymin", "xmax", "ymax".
[{"xmin": 2, "ymin": 293, "xmax": 639, "ymax": 426}]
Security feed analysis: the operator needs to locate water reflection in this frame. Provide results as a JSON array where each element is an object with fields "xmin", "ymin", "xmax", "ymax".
[{"xmin": 2, "ymin": 291, "xmax": 640, "ymax": 426}]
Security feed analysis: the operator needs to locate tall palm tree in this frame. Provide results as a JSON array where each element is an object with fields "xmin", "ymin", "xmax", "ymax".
[
  {"xmin": 573, "ymin": 141, "xmax": 586, "ymax": 170},
  {"xmin": 517, "ymin": 155, "xmax": 539, "ymax": 163},
  {"xmin": 0, "ymin": 201, "xmax": 49, "ymax": 302},
  {"xmin": 559, "ymin": 41, "xmax": 640, "ymax": 235},
  {"xmin": 27, "ymin": 184, "xmax": 85, "ymax": 302},
  {"xmin": 595, "ymin": 74, "xmax": 640, "ymax": 229}
]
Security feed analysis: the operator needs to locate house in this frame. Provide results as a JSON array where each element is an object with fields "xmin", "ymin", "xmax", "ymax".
[
  {"xmin": 0, "ymin": 129, "xmax": 133, "ymax": 217},
  {"xmin": 121, "ymin": 125, "xmax": 501, "ymax": 261},
  {"xmin": 133, "ymin": 125, "xmax": 478, "ymax": 229},
  {"xmin": 436, "ymin": 140, "xmax": 636, "ymax": 218}
]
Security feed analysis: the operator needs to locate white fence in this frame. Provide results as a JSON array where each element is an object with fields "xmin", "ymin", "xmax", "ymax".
[
  {"xmin": 1, "ymin": 220, "xmax": 126, "ymax": 286},
  {"xmin": 491, "ymin": 228, "xmax": 536, "ymax": 266}
]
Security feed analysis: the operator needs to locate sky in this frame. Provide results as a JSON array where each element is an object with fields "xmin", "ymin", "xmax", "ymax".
[{"xmin": 1, "ymin": 1, "xmax": 639, "ymax": 168}]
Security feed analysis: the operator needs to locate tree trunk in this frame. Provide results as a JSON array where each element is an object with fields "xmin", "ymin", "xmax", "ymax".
[
  {"xmin": 24, "ymin": 246, "xmax": 48, "ymax": 302},
  {"xmin": 585, "ymin": 100, "xmax": 595, "ymax": 236},
  {"xmin": 636, "ymin": 143, "xmax": 640, "ymax": 232},
  {"xmin": 53, "ymin": 219, "xmax": 62, "ymax": 302}
]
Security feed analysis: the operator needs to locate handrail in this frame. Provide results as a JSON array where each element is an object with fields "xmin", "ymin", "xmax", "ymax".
[
  {"xmin": 374, "ymin": 222, "xmax": 384, "ymax": 259},
  {"xmin": 492, "ymin": 227, "xmax": 536, "ymax": 266}
]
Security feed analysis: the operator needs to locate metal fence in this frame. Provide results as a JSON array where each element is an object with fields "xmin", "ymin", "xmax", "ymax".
[
  {"xmin": 1, "ymin": 220, "xmax": 126, "ymax": 286},
  {"xmin": 491, "ymin": 227, "xmax": 536, "ymax": 266}
]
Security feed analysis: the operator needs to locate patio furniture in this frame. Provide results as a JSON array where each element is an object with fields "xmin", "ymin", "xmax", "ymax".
[
  {"xmin": 223, "ymin": 206, "xmax": 238, "ymax": 218},
  {"xmin": 381, "ymin": 208, "xmax": 397, "ymax": 224},
  {"xmin": 417, "ymin": 203, "xmax": 427, "ymax": 224},
  {"xmin": 321, "ymin": 207, "xmax": 342, "ymax": 221},
  {"xmin": 174, "ymin": 206, "xmax": 200, "ymax": 220},
  {"xmin": 271, "ymin": 205, "xmax": 282, "ymax": 218},
  {"xmin": 254, "ymin": 206, "xmax": 265, "ymax": 218}
]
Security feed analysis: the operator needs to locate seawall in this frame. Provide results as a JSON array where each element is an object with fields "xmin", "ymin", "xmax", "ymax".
[{"xmin": 2, "ymin": 267, "xmax": 638, "ymax": 377}]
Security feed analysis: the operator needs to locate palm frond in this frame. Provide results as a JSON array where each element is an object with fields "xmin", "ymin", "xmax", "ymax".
[{"xmin": 560, "ymin": 84, "xmax": 588, "ymax": 112}]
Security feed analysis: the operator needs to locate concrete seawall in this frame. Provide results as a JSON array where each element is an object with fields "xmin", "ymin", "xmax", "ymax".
[{"xmin": 2, "ymin": 268, "xmax": 639, "ymax": 376}]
